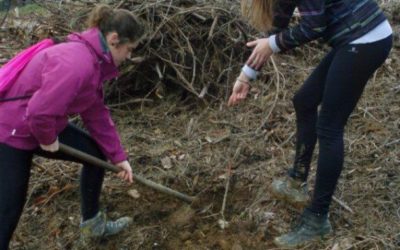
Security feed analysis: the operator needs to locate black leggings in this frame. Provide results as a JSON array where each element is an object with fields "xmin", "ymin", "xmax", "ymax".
[
  {"xmin": 288, "ymin": 35, "xmax": 392, "ymax": 215},
  {"xmin": 0, "ymin": 124, "xmax": 105, "ymax": 249}
]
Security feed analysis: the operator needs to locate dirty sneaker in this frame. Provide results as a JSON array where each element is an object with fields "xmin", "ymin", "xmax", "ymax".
[
  {"xmin": 274, "ymin": 209, "xmax": 332, "ymax": 248},
  {"xmin": 271, "ymin": 176, "xmax": 309, "ymax": 207},
  {"xmin": 80, "ymin": 211, "xmax": 133, "ymax": 240}
]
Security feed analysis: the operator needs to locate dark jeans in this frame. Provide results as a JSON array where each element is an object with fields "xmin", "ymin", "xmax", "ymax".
[
  {"xmin": 288, "ymin": 35, "xmax": 392, "ymax": 215},
  {"xmin": 0, "ymin": 124, "xmax": 105, "ymax": 250}
]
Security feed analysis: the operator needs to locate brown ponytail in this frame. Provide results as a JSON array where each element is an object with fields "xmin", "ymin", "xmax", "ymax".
[
  {"xmin": 87, "ymin": 4, "xmax": 145, "ymax": 44},
  {"xmin": 241, "ymin": 0, "xmax": 275, "ymax": 32}
]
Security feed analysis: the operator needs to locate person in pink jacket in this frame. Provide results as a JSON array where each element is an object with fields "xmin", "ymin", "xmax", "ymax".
[{"xmin": 0, "ymin": 5, "xmax": 145, "ymax": 249}]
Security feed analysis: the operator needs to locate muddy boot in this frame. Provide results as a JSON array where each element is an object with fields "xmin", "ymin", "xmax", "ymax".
[
  {"xmin": 80, "ymin": 211, "xmax": 132, "ymax": 241},
  {"xmin": 274, "ymin": 209, "xmax": 332, "ymax": 248},
  {"xmin": 271, "ymin": 176, "xmax": 309, "ymax": 207}
]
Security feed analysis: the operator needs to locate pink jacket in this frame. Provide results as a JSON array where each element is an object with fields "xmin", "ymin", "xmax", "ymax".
[{"xmin": 0, "ymin": 28, "xmax": 127, "ymax": 163}]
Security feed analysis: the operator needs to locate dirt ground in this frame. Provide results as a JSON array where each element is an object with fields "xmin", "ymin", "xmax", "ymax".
[
  {"xmin": 9, "ymin": 54, "xmax": 400, "ymax": 249},
  {"xmin": 1, "ymin": 1, "xmax": 399, "ymax": 250}
]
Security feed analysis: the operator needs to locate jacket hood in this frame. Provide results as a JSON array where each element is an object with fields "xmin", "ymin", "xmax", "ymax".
[{"xmin": 67, "ymin": 28, "xmax": 119, "ymax": 81}]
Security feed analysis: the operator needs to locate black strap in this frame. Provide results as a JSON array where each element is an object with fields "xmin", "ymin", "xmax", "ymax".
[{"xmin": 0, "ymin": 95, "xmax": 32, "ymax": 102}]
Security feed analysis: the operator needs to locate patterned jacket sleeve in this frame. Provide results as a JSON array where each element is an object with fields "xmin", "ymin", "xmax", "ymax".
[
  {"xmin": 273, "ymin": 0, "xmax": 327, "ymax": 52},
  {"xmin": 269, "ymin": 0, "xmax": 297, "ymax": 35}
]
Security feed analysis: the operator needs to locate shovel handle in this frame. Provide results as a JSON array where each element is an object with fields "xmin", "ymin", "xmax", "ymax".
[{"xmin": 58, "ymin": 143, "xmax": 195, "ymax": 203}]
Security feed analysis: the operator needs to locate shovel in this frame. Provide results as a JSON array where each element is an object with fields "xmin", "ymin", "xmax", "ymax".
[{"xmin": 59, "ymin": 143, "xmax": 195, "ymax": 203}]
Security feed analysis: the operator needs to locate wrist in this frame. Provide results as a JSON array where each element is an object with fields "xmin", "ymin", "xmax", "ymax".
[
  {"xmin": 236, "ymin": 77, "xmax": 249, "ymax": 85},
  {"xmin": 238, "ymin": 72, "xmax": 250, "ymax": 81},
  {"xmin": 116, "ymin": 160, "xmax": 128, "ymax": 165},
  {"xmin": 241, "ymin": 64, "xmax": 259, "ymax": 80},
  {"xmin": 268, "ymin": 35, "xmax": 281, "ymax": 53}
]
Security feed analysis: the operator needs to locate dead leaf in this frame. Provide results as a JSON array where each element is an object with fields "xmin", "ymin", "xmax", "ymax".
[
  {"xmin": 161, "ymin": 156, "xmax": 173, "ymax": 169},
  {"xmin": 127, "ymin": 189, "xmax": 141, "ymax": 199},
  {"xmin": 217, "ymin": 219, "xmax": 229, "ymax": 229},
  {"xmin": 331, "ymin": 238, "xmax": 353, "ymax": 250}
]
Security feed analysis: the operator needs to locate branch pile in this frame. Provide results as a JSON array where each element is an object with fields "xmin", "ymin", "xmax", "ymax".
[{"xmin": 2, "ymin": 0, "xmax": 255, "ymax": 100}]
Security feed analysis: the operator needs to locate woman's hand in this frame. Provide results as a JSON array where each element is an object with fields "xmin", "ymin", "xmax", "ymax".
[
  {"xmin": 116, "ymin": 160, "xmax": 133, "ymax": 183},
  {"xmin": 228, "ymin": 74, "xmax": 250, "ymax": 106},
  {"xmin": 40, "ymin": 138, "xmax": 59, "ymax": 152},
  {"xmin": 246, "ymin": 38, "xmax": 273, "ymax": 70}
]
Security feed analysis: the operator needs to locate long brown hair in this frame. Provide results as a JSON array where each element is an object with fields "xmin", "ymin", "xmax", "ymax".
[
  {"xmin": 86, "ymin": 4, "xmax": 145, "ymax": 44},
  {"xmin": 241, "ymin": 0, "xmax": 275, "ymax": 32}
]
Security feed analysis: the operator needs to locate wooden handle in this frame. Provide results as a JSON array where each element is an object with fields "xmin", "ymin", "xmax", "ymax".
[{"xmin": 59, "ymin": 143, "xmax": 195, "ymax": 203}]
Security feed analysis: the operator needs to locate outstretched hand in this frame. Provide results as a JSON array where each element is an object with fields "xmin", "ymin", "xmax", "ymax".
[
  {"xmin": 228, "ymin": 76, "xmax": 250, "ymax": 106},
  {"xmin": 246, "ymin": 38, "xmax": 273, "ymax": 70}
]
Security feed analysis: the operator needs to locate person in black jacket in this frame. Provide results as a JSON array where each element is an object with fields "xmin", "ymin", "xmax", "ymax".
[{"xmin": 228, "ymin": 0, "xmax": 393, "ymax": 248}]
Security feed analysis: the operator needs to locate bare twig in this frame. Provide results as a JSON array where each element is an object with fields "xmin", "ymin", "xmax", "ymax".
[
  {"xmin": 220, "ymin": 146, "xmax": 241, "ymax": 220},
  {"xmin": 333, "ymin": 196, "xmax": 354, "ymax": 214},
  {"xmin": 256, "ymin": 56, "xmax": 284, "ymax": 133}
]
